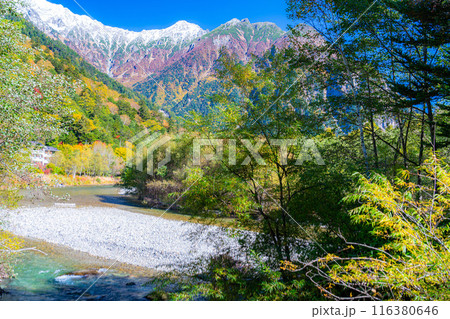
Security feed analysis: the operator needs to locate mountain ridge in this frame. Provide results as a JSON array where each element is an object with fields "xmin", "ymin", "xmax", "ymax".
[
  {"xmin": 20, "ymin": 0, "xmax": 287, "ymax": 114},
  {"xmin": 21, "ymin": 0, "xmax": 283, "ymax": 48},
  {"xmin": 22, "ymin": 0, "xmax": 208, "ymax": 44}
]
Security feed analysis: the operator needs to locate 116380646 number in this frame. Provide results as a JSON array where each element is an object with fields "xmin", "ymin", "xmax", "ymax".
[{"xmin": 372, "ymin": 305, "xmax": 438, "ymax": 316}]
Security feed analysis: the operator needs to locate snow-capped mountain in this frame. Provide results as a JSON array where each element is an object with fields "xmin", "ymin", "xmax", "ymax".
[
  {"xmin": 21, "ymin": 0, "xmax": 206, "ymax": 45},
  {"xmin": 19, "ymin": 0, "xmax": 287, "ymax": 113},
  {"xmin": 20, "ymin": 0, "xmax": 207, "ymax": 78}
]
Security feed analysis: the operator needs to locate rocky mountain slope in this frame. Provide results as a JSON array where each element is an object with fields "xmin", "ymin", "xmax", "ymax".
[{"xmin": 20, "ymin": 0, "xmax": 287, "ymax": 113}]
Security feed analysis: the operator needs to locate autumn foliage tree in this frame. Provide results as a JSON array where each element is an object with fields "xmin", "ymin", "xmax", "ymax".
[
  {"xmin": 298, "ymin": 155, "xmax": 450, "ymax": 300},
  {"xmin": 51, "ymin": 142, "xmax": 124, "ymax": 177}
]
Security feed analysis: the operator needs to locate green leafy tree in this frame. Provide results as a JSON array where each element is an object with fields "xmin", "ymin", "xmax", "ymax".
[
  {"xmin": 180, "ymin": 49, "xmax": 357, "ymax": 267},
  {"xmin": 0, "ymin": 0, "xmax": 72, "ymax": 276},
  {"xmin": 1, "ymin": 3, "xmax": 72, "ymax": 203},
  {"xmin": 287, "ymin": 0, "xmax": 450, "ymax": 177}
]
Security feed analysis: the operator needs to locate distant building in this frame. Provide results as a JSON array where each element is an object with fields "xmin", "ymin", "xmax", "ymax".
[{"xmin": 30, "ymin": 142, "xmax": 58, "ymax": 167}]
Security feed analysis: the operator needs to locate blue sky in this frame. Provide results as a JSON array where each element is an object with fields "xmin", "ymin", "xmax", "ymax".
[{"xmin": 47, "ymin": 0, "xmax": 291, "ymax": 31}]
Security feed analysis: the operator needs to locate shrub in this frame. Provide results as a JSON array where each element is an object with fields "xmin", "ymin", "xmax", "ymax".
[{"xmin": 143, "ymin": 180, "xmax": 183, "ymax": 209}]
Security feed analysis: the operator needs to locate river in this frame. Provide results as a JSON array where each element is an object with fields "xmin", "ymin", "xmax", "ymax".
[{"xmin": 1, "ymin": 185, "xmax": 180, "ymax": 301}]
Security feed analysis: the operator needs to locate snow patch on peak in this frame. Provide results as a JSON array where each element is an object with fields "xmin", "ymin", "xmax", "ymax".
[
  {"xmin": 162, "ymin": 20, "xmax": 204, "ymax": 35},
  {"xmin": 171, "ymin": 20, "xmax": 196, "ymax": 28},
  {"xmin": 224, "ymin": 18, "xmax": 251, "ymax": 26}
]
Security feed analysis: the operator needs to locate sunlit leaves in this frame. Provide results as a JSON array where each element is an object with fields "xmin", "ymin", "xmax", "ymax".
[{"xmin": 320, "ymin": 155, "xmax": 450, "ymax": 300}]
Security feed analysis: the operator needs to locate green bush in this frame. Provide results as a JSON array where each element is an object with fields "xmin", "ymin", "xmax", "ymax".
[{"xmin": 46, "ymin": 163, "xmax": 65, "ymax": 175}]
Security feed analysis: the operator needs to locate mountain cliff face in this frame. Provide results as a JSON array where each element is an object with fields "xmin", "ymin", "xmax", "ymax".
[{"xmin": 20, "ymin": 0, "xmax": 287, "ymax": 113}]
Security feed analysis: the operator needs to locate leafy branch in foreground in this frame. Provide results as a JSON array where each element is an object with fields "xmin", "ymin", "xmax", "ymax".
[
  {"xmin": 171, "ymin": 252, "xmax": 321, "ymax": 301},
  {"xmin": 297, "ymin": 155, "xmax": 450, "ymax": 301}
]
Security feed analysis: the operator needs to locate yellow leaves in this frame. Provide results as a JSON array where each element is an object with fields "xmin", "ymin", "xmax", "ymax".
[
  {"xmin": 36, "ymin": 59, "xmax": 54, "ymax": 71},
  {"xmin": 124, "ymin": 141, "xmax": 133, "ymax": 150},
  {"xmin": 144, "ymin": 119, "xmax": 164, "ymax": 131},
  {"xmin": 78, "ymin": 76, "xmax": 121, "ymax": 102},
  {"xmin": 327, "ymin": 155, "xmax": 450, "ymax": 300},
  {"xmin": 325, "ymin": 254, "xmax": 339, "ymax": 262},
  {"xmin": 73, "ymin": 112, "xmax": 83, "ymax": 122},
  {"xmin": 53, "ymin": 142, "xmax": 123, "ymax": 177},
  {"xmin": 280, "ymin": 260, "xmax": 298, "ymax": 272},
  {"xmin": 0, "ymin": 230, "xmax": 23, "ymax": 259},
  {"xmin": 155, "ymin": 83, "xmax": 166, "ymax": 106},
  {"xmin": 114, "ymin": 147, "xmax": 128, "ymax": 161},
  {"xmin": 399, "ymin": 169, "xmax": 410, "ymax": 180},
  {"xmin": 0, "ymin": 189, "xmax": 21, "ymax": 209},
  {"xmin": 96, "ymin": 84, "xmax": 109, "ymax": 100},
  {"xmin": 85, "ymin": 118, "xmax": 96, "ymax": 132},
  {"xmin": 172, "ymin": 84, "xmax": 187, "ymax": 101}
]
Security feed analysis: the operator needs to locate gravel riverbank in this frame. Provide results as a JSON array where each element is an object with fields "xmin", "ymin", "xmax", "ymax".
[{"xmin": 1, "ymin": 206, "xmax": 243, "ymax": 272}]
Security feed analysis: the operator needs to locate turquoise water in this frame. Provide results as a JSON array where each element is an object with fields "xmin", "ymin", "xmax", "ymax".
[
  {"xmin": 0, "ymin": 244, "xmax": 161, "ymax": 301},
  {"xmin": 1, "ymin": 251, "xmax": 155, "ymax": 301},
  {"xmin": 1, "ymin": 185, "xmax": 169, "ymax": 301}
]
